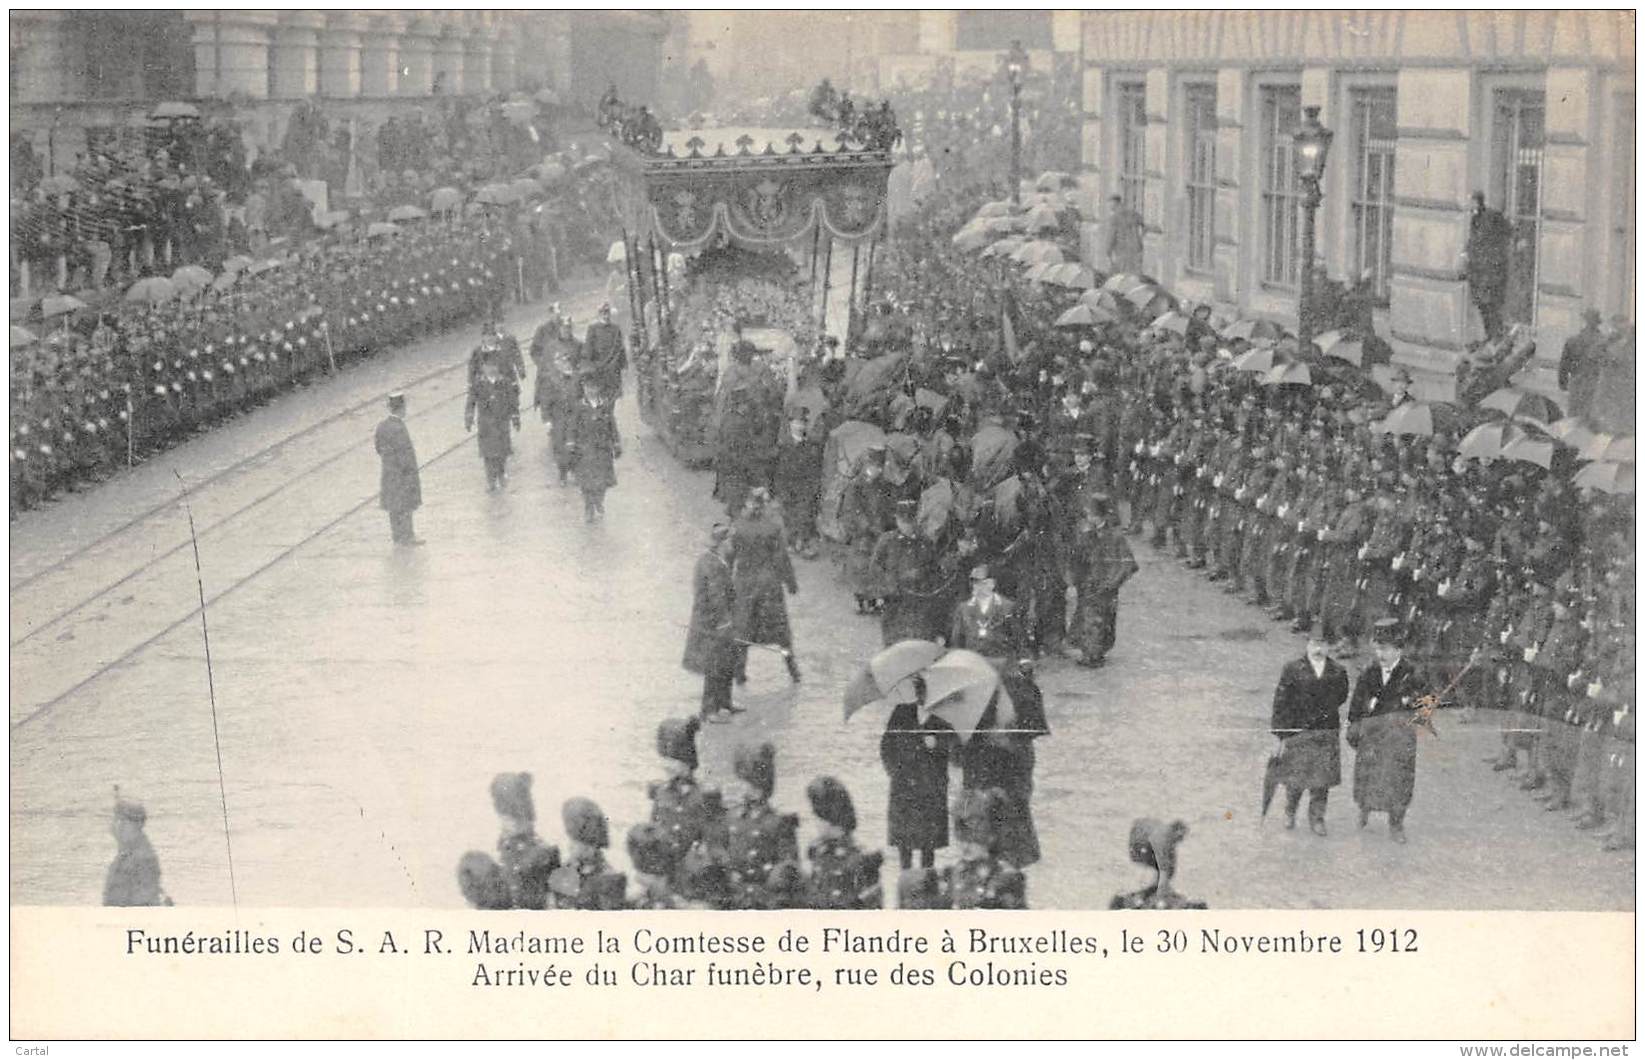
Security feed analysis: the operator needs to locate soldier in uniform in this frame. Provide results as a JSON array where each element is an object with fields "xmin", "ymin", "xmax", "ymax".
[
  {"xmin": 374, "ymin": 392, "xmax": 423, "ymax": 545},
  {"xmin": 548, "ymin": 797, "xmax": 627, "ymax": 910},
  {"xmin": 625, "ymin": 823, "xmax": 691, "ymax": 910},
  {"xmin": 531, "ymin": 311, "xmax": 582, "ymax": 485},
  {"xmin": 489, "ymin": 771, "xmax": 560, "ymax": 910},
  {"xmin": 943, "ymin": 788, "xmax": 1027, "ymax": 910},
  {"xmin": 869, "ymin": 499, "xmax": 938, "ymax": 645},
  {"xmin": 457, "ymin": 851, "xmax": 513, "ymax": 910},
  {"xmin": 721, "ymin": 742, "xmax": 802, "ymax": 910},
  {"xmin": 104, "ymin": 791, "xmax": 172, "ymax": 907},
  {"xmin": 1065, "ymin": 495, "xmax": 1138, "ymax": 669},
  {"xmin": 646, "ymin": 717, "xmax": 725, "ymax": 878},
  {"xmin": 465, "ymin": 353, "xmax": 521, "ymax": 492},
  {"xmin": 1529, "ymin": 583, "xmax": 1588, "ymax": 813},
  {"xmin": 802, "ymin": 776, "xmax": 885, "ymax": 910},
  {"xmin": 1110, "ymin": 817, "xmax": 1206, "ymax": 910},
  {"xmin": 582, "ymin": 302, "xmax": 626, "ymax": 398},
  {"xmin": 1346, "ymin": 619, "xmax": 1430, "ymax": 842}
]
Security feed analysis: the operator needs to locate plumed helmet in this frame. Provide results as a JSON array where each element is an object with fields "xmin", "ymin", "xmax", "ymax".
[
  {"xmin": 805, "ymin": 775, "xmax": 856, "ymax": 832},
  {"xmin": 1128, "ymin": 817, "xmax": 1190, "ymax": 879},
  {"xmin": 626, "ymin": 822, "xmax": 680, "ymax": 878},
  {"xmin": 457, "ymin": 851, "xmax": 511, "ymax": 910}
]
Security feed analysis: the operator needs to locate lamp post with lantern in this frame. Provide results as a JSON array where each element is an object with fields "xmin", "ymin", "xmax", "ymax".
[
  {"xmin": 1005, "ymin": 40, "xmax": 1028, "ymax": 207},
  {"xmin": 1292, "ymin": 104, "xmax": 1334, "ymax": 351}
]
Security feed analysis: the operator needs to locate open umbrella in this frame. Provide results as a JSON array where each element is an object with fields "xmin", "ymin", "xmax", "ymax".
[
  {"xmin": 916, "ymin": 478, "xmax": 955, "ymax": 540},
  {"xmin": 845, "ymin": 351, "xmax": 909, "ymax": 403},
  {"xmin": 1034, "ymin": 170, "xmax": 1073, "ymax": 191},
  {"xmin": 980, "ymin": 236, "xmax": 1027, "ymax": 258},
  {"xmin": 125, "ymin": 277, "xmax": 176, "ymax": 304},
  {"xmin": 171, "ymin": 264, "xmax": 212, "ymax": 288},
  {"xmin": 221, "ymin": 254, "xmax": 254, "ymax": 274},
  {"xmin": 475, "ymin": 182, "xmax": 515, "ymax": 205},
  {"xmin": 1055, "ymin": 303, "xmax": 1121, "ymax": 329},
  {"xmin": 11, "ymin": 325, "xmax": 38, "ymax": 345},
  {"xmin": 1573, "ymin": 460, "xmax": 1635, "ymax": 494},
  {"xmin": 211, "ymin": 270, "xmax": 240, "ymax": 292},
  {"xmin": 1478, "ymin": 387, "xmax": 1562, "ymax": 425},
  {"xmin": 1043, "ymin": 263, "xmax": 1098, "ymax": 289},
  {"xmin": 1150, "ymin": 311, "xmax": 1193, "ymax": 336},
  {"xmin": 1262, "ymin": 362, "xmax": 1313, "ymax": 387},
  {"xmin": 1580, "ymin": 433, "xmax": 1635, "ymax": 464},
  {"xmin": 1009, "ymin": 241, "xmax": 1064, "ymax": 266},
  {"xmin": 975, "ymin": 200, "xmax": 1015, "ymax": 219},
  {"xmin": 387, "ymin": 204, "xmax": 428, "ymax": 222},
  {"xmin": 970, "ymin": 423, "xmax": 1018, "ymax": 489},
  {"xmin": 1224, "ymin": 318, "xmax": 1289, "ymax": 342},
  {"xmin": 1500, "ymin": 433, "xmax": 1557, "ymax": 469},
  {"xmin": 1457, "ymin": 421, "xmax": 1525, "ymax": 462},
  {"xmin": 1233, "ymin": 346, "xmax": 1284, "ymax": 373},
  {"xmin": 606, "ymin": 240, "xmax": 627, "ymax": 264},
  {"xmin": 1374, "ymin": 401, "xmax": 1460, "ymax": 438},
  {"xmin": 1547, "ymin": 417, "xmax": 1596, "ymax": 451},
  {"xmin": 1079, "ymin": 288, "xmax": 1127, "ymax": 314},
  {"xmin": 917, "ymin": 649, "xmax": 1017, "ymax": 741},
  {"xmin": 430, "ymin": 187, "xmax": 464, "ymax": 212},
  {"xmin": 952, "ymin": 226, "xmax": 995, "ymax": 251},
  {"xmin": 1125, "ymin": 284, "xmax": 1174, "ymax": 310},
  {"xmin": 843, "ymin": 640, "xmax": 946, "ymax": 718},
  {"xmin": 1312, "ymin": 328, "xmax": 1365, "ymax": 366},
  {"xmin": 366, "ymin": 221, "xmax": 401, "ymax": 238},
  {"xmin": 1023, "ymin": 203, "xmax": 1061, "ymax": 232},
  {"xmin": 1101, "ymin": 272, "xmax": 1152, "ymax": 293},
  {"xmin": 40, "ymin": 294, "xmax": 87, "ymax": 319},
  {"xmin": 246, "ymin": 258, "xmax": 285, "ymax": 275}
]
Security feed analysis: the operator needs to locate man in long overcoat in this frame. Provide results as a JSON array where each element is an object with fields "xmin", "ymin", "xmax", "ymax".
[
  {"xmin": 1347, "ymin": 620, "xmax": 1430, "ymax": 842},
  {"xmin": 869, "ymin": 499, "xmax": 938, "ymax": 646},
  {"xmin": 1269, "ymin": 632, "xmax": 1351, "ymax": 835},
  {"xmin": 373, "ymin": 392, "xmax": 422, "ymax": 545},
  {"xmin": 465, "ymin": 355, "xmax": 520, "ymax": 492},
  {"xmin": 773, "ymin": 406, "xmax": 825, "ymax": 556},
  {"xmin": 569, "ymin": 378, "xmax": 620, "ymax": 522},
  {"xmin": 582, "ymin": 302, "xmax": 626, "ymax": 398},
  {"xmin": 1105, "ymin": 194, "xmax": 1145, "ymax": 275},
  {"xmin": 880, "ymin": 678, "xmax": 961, "ymax": 871},
  {"xmin": 683, "ymin": 524, "xmax": 737, "ymax": 723},
  {"xmin": 1065, "ymin": 497, "xmax": 1138, "ymax": 668},
  {"xmin": 1463, "ymin": 191, "xmax": 1513, "ymax": 341},
  {"xmin": 730, "ymin": 488, "xmax": 801, "ymax": 683}
]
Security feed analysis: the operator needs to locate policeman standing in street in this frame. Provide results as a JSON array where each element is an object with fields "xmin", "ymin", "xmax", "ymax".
[{"xmin": 373, "ymin": 391, "xmax": 423, "ymax": 545}]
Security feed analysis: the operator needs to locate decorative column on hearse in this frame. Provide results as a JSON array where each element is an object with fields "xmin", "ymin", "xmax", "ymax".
[{"xmin": 600, "ymin": 89, "xmax": 897, "ymax": 468}]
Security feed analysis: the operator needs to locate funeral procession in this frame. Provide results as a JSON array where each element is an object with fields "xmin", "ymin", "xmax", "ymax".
[{"xmin": 9, "ymin": 11, "xmax": 1635, "ymax": 914}]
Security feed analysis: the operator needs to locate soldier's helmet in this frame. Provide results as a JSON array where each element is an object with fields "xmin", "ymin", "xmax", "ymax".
[
  {"xmin": 490, "ymin": 772, "xmax": 535, "ymax": 823},
  {"xmin": 457, "ymin": 851, "xmax": 512, "ymax": 910},
  {"xmin": 1127, "ymin": 817, "xmax": 1189, "ymax": 880},
  {"xmin": 953, "ymin": 787, "xmax": 1008, "ymax": 850},
  {"xmin": 656, "ymin": 717, "xmax": 701, "ymax": 771}
]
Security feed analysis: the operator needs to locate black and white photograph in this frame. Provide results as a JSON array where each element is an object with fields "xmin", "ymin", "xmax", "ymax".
[{"xmin": 6, "ymin": 6, "xmax": 1637, "ymax": 1041}]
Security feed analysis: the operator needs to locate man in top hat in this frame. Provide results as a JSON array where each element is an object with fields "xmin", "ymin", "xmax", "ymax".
[
  {"xmin": 1269, "ymin": 629, "xmax": 1351, "ymax": 835},
  {"xmin": 373, "ymin": 391, "xmax": 423, "ymax": 545},
  {"xmin": 1463, "ymin": 191, "xmax": 1513, "ymax": 341},
  {"xmin": 731, "ymin": 486, "xmax": 802, "ymax": 684},
  {"xmin": 943, "ymin": 788, "xmax": 1027, "ymax": 910},
  {"xmin": 721, "ymin": 742, "xmax": 801, "ymax": 910},
  {"xmin": 1110, "ymin": 818, "xmax": 1206, "ymax": 910},
  {"xmin": 1346, "ymin": 618, "xmax": 1430, "ymax": 842},
  {"xmin": 104, "ymin": 792, "xmax": 171, "ymax": 907},
  {"xmin": 841, "ymin": 442, "xmax": 896, "ymax": 613},
  {"xmin": 489, "ymin": 772, "xmax": 560, "ymax": 910},
  {"xmin": 1064, "ymin": 494, "xmax": 1138, "ymax": 669},
  {"xmin": 802, "ymin": 776, "xmax": 885, "ymax": 909},
  {"xmin": 647, "ymin": 717, "xmax": 725, "ymax": 877},
  {"xmin": 625, "ymin": 823, "xmax": 692, "ymax": 910},
  {"xmin": 569, "ymin": 376, "xmax": 620, "ymax": 522},
  {"xmin": 683, "ymin": 522, "xmax": 739, "ymax": 723},
  {"xmin": 869, "ymin": 498, "xmax": 938, "ymax": 646},
  {"xmin": 949, "ymin": 564, "xmax": 1027, "ymax": 663},
  {"xmin": 548, "ymin": 797, "xmax": 627, "ymax": 910}
]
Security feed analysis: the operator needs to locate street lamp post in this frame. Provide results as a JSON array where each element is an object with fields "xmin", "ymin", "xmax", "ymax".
[
  {"xmin": 1293, "ymin": 104, "xmax": 1334, "ymax": 351},
  {"xmin": 1005, "ymin": 41, "xmax": 1028, "ymax": 207}
]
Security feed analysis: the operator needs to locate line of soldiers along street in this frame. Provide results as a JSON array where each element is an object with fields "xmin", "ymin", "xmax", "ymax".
[
  {"xmin": 11, "ymin": 217, "xmax": 515, "ymax": 515},
  {"xmin": 703, "ymin": 174, "xmax": 1633, "ymax": 855}
]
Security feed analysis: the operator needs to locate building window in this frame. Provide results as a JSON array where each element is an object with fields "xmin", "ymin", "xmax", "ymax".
[
  {"xmin": 1349, "ymin": 88, "xmax": 1397, "ymax": 303},
  {"xmin": 1490, "ymin": 89, "xmax": 1545, "ymax": 326},
  {"xmin": 1117, "ymin": 81, "xmax": 1146, "ymax": 214},
  {"xmin": 1184, "ymin": 84, "xmax": 1217, "ymax": 273},
  {"xmin": 1259, "ymin": 85, "xmax": 1303, "ymax": 288}
]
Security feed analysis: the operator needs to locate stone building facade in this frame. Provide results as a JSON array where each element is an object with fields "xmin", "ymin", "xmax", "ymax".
[
  {"xmin": 1078, "ymin": 11, "xmax": 1635, "ymax": 388},
  {"xmin": 10, "ymin": 10, "xmax": 668, "ymax": 166}
]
